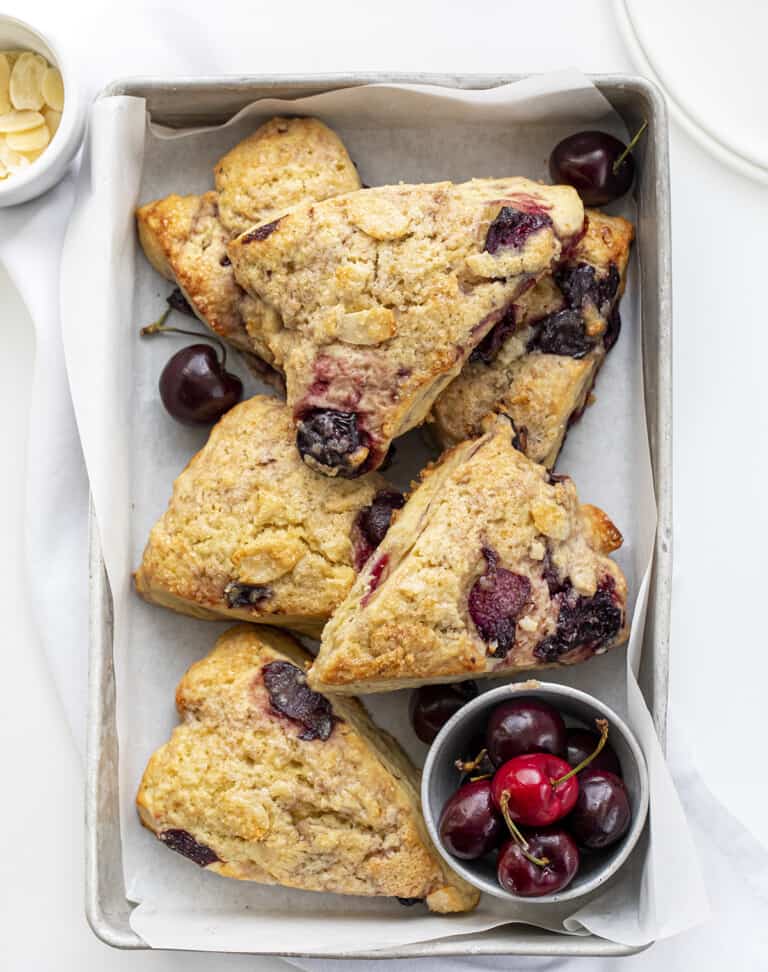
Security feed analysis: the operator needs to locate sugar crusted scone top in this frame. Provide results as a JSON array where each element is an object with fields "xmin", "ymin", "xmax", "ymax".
[
  {"xmin": 137, "ymin": 625, "xmax": 478, "ymax": 911},
  {"xmin": 227, "ymin": 177, "xmax": 584, "ymax": 469},
  {"xmin": 135, "ymin": 395, "xmax": 386, "ymax": 624},
  {"xmin": 214, "ymin": 116, "xmax": 361, "ymax": 237},
  {"xmin": 310, "ymin": 414, "xmax": 627, "ymax": 692}
]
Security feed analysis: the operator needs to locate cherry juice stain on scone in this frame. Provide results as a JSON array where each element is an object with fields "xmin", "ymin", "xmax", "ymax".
[
  {"xmin": 134, "ymin": 396, "xmax": 401, "ymax": 636},
  {"xmin": 137, "ymin": 625, "xmax": 478, "ymax": 913},
  {"xmin": 430, "ymin": 210, "xmax": 634, "ymax": 468},
  {"xmin": 227, "ymin": 177, "xmax": 584, "ymax": 477},
  {"xmin": 135, "ymin": 117, "xmax": 361, "ymax": 371},
  {"xmin": 308, "ymin": 413, "xmax": 628, "ymax": 694}
]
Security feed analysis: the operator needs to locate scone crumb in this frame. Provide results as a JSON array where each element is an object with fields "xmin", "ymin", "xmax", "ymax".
[{"xmin": 530, "ymin": 498, "xmax": 570, "ymax": 540}]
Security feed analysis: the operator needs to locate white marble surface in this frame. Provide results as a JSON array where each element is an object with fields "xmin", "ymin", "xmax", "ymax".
[{"xmin": 0, "ymin": 0, "xmax": 766, "ymax": 968}]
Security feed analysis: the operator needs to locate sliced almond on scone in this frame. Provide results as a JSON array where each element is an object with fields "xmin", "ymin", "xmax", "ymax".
[
  {"xmin": 309, "ymin": 413, "xmax": 628, "ymax": 694},
  {"xmin": 137, "ymin": 625, "xmax": 478, "ymax": 912}
]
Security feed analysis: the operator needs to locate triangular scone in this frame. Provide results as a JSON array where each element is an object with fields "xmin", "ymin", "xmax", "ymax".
[
  {"xmin": 137, "ymin": 626, "xmax": 478, "ymax": 913},
  {"xmin": 214, "ymin": 115, "xmax": 361, "ymax": 237},
  {"xmin": 136, "ymin": 117, "xmax": 361, "ymax": 368},
  {"xmin": 134, "ymin": 396, "xmax": 395, "ymax": 636},
  {"xmin": 430, "ymin": 210, "xmax": 634, "ymax": 467},
  {"xmin": 309, "ymin": 414, "xmax": 628, "ymax": 694},
  {"xmin": 227, "ymin": 178, "xmax": 584, "ymax": 478}
]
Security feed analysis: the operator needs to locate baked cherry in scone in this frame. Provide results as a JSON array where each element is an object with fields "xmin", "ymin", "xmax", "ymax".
[
  {"xmin": 134, "ymin": 395, "xmax": 393, "ymax": 636},
  {"xmin": 137, "ymin": 626, "xmax": 478, "ymax": 912},
  {"xmin": 430, "ymin": 209, "xmax": 634, "ymax": 468},
  {"xmin": 227, "ymin": 177, "xmax": 584, "ymax": 476},
  {"xmin": 352, "ymin": 489, "xmax": 406, "ymax": 570},
  {"xmin": 308, "ymin": 413, "xmax": 628, "ymax": 694}
]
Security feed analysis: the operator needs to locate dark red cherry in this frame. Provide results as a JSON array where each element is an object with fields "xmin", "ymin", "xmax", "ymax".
[
  {"xmin": 485, "ymin": 698, "xmax": 567, "ymax": 766},
  {"xmin": 159, "ymin": 344, "xmax": 243, "ymax": 425},
  {"xmin": 566, "ymin": 728, "xmax": 622, "ymax": 778},
  {"xmin": 568, "ymin": 769, "xmax": 631, "ymax": 849},
  {"xmin": 549, "ymin": 129, "xmax": 642, "ymax": 205},
  {"xmin": 491, "ymin": 719, "xmax": 611, "ymax": 827},
  {"xmin": 439, "ymin": 780, "xmax": 504, "ymax": 860},
  {"xmin": 410, "ymin": 682, "xmax": 478, "ymax": 744},
  {"xmin": 497, "ymin": 828, "xmax": 579, "ymax": 897}
]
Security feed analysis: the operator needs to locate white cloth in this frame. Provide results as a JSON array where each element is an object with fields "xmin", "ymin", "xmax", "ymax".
[{"xmin": 2, "ymin": 0, "xmax": 767, "ymax": 968}]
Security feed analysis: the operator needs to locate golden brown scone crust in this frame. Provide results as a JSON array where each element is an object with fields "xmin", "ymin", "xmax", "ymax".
[
  {"xmin": 228, "ymin": 178, "xmax": 584, "ymax": 475},
  {"xmin": 135, "ymin": 117, "xmax": 362, "ymax": 367},
  {"xmin": 137, "ymin": 626, "xmax": 478, "ymax": 912},
  {"xmin": 309, "ymin": 414, "xmax": 628, "ymax": 694},
  {"xmin": 136, "ymin": 192, "xmax": 273, "ymax": 358},
  {"xmin": 214, "ymin": 116, "xmax": 361, "ymax": 237},
  {"xmin": 134, "ymin": 396, "xmax": 388, "ymax": 635},
  {"xmin": 430, "ymin": 210, "xmax": 634, "ymax": 466}
]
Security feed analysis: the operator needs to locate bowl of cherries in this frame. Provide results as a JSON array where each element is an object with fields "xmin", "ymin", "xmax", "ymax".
[{"xmin": 420, "ymin": 682, "xmax": 649, "ymax": 904}]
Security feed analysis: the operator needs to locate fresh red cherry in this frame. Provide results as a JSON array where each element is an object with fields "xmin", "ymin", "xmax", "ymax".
[
  {"xmin": 438, "ymin": 780, "xmax": 504, "ymax": 860},
  {"xmin": 141, "ymin": 309, "xmax": 243, "ymax": 425},
  {"xmin": 568, "ymin": 769, "xmax": 631, "ymax": 849},
  {"xmin": 485, "ymin": 698, "xmax": 566, "ymax": 766},
  {"xmin": 410, "ymin": 682, "xmax": 478, "ymax": 744},
  {"xmin": 491, "ymin": 752, "xmax": 579, "ymax": 827},
  {"xmin": 566, "ymin": 727, "xmax": 622, "ymax": 778},
  {"xmin": 549, "ymin": 124, "xmax": 647, "ymax": 206},
  {"xmin": 497, "ymin": 828, "xmax": 579, "ymax": 897},
  {"xmin": 491, "ymin": 719, "xmax": 610, "ymax": 827}
]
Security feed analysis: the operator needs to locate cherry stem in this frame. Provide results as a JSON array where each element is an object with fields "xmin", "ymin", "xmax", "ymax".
[
  {"xmin": 551, "ymin": 718, "xmax": 609, "ymax": 789},
  {"xmin": 141, "ymin": 310, "xmax": 228, "ymax": 368},
  {"xmin": 499, "ymin": 792, "xmax": 550, "ymax": 868},
  {"xmin": 612, "ymin": 120, "xmax": 648, "ymax": 175},
  {"xmin": 469, "ymin": 773, "xmax": 492, "ymax": 783},
  {"xmin": 455, "ymin": 748, "xmax": 489, "ymax": 774}
]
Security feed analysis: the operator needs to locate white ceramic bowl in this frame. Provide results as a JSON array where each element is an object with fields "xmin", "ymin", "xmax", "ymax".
[
  {"xmin": 0, "ymin": 15, "xmax": 85, "ymax": 206},
  {"xmin": 422, "ymin": 681, "xmax": 649, "ymax": 906}
]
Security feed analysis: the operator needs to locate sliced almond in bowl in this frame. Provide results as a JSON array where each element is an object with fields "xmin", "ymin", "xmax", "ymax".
[
  {"xmin": 0, "ymin": 140, "xmax": 31, "ymax": 174},
  {"xmin": 0, "ymin": 54, "xmax": 10, "ymax": 115},
  {"xmin": 6, "ymin": 124, "xmax": 50, "ymax": 152},
  {"xmin": 9, "ymin": 52, "xmax": 47, "ymax": 111},
  {"xmin": 43, "ymin": 106, "xmax": 61, "ymax": 138},
  {"xmin": 0, "ymin": 109, "xmax": 44, "ymax": 132},
  {"xmin": 41, "ymin": 66, "xmax": 64, "ymax": 111}
]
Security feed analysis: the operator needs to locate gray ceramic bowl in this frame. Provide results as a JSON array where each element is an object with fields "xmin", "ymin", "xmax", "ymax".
[{"xmin": 422, "ymin": 680, "xmax": 649, "ymax": 905}]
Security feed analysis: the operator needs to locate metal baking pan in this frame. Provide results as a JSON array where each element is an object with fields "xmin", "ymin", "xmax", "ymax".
[{"xmin": 86, "ymin": 73, "xmax": 671, "ymax": 957}]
